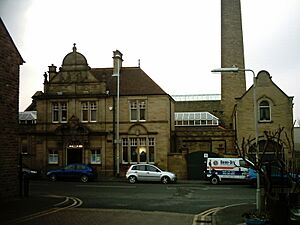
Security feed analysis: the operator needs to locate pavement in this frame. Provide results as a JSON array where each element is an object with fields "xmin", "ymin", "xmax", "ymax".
[{"xmin": 0, "ymin": 177, "xmax": 256, "ymax": 225}]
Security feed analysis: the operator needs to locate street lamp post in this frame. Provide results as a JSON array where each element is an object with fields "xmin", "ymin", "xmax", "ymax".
[
  {"xmin": 212, "ymin": 67, "xmax": 260, "ymax": 211},
  {"xmin": 112, "ymin": 51, "xmax": 122, "ymax": 176}
]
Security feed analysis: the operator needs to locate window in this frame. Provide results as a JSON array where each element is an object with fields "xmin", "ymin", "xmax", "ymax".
[
  {"xmin": 48, "ymin": 150, "xmax": 58, "ymax": 164},
  {"xmin": 81, "ymin": 101, "xmax": 97, "ymax": 122},
  {"xmin": 136, "ymin": 165, "xmax": 146, "ymax": 171},
  {"xmin": 147, "ymin": 165, "xmax": 158, "ymax": 172},
  {"xmin": 129, "ymin": 100, "xmax": 146, "ymax": 122},
  {"xmin": 122, "ymin": 139, "xmax": 128, "ymax": 163},
  {"xmin": 64, "ymin": 164, "xmax": 75, "ymax": 170},
  {"xmin": 52, "ymin": 103, "xmax": 59, "ymax": 122},
  {"xmin": 52, "ymin": 102, "xmax": 68, "ymax": 123},
  {"xmin": 139, "ymin": 138, "xmax": 147, "ymax": 162},
  {"xmin": 122, "ymin": 137, "xmax": 155, "ymax": 163},
  {"xmin": 259, "ymin": 100, "xmax": 271, "ymax": 121},
  {"xmin": 148, "ymin": 137, "xmax": 155, "ymax": 163},
  {"xmin": 130, "ymin": 138, "xmax": 138, "ymax": 163},
  {"xmin": 90, "ymin": 149, "xmax": 101, "ymax": 164}
]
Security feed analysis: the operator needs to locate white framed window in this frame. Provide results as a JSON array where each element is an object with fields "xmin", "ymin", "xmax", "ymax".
[
  {"xmin": 259, "ymin": 100, "xmax": 271, "ymax": 122},
  {"xmin": 129, "ymin": 100, "xmax": 146, "ymax": 122},
  {"xmin": 48, "ymin": 150, "xmax": 58, "ymax": 164},
  {"xmin": 90, "ymin": 149, "xmax": 101, "ymax": 164},
  {"xmin": 122, "ymin": 137, "xmax": 155, "ymax": 163},
  {"xmin": 52, "ymin": 102, "xmax": 68, "ymax": 123},
  {"xmin": 81, "ymin": 101, "xmax": 97, "ymax": 122},
  {"xmin": 90, "ymin": 102, "xmax": 97, "ymax": 122}
]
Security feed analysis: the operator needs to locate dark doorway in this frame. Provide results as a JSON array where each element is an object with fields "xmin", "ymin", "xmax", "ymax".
[
  {"xmin": 187, "ymin": 151, "xmax": 219, "ymax": 180},
  {"xmin": 67, "ymin": 148, "xmax": 83, "ymax": 165}
]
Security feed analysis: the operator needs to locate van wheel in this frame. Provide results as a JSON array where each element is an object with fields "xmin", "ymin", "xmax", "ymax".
[{"xmin": 210, "ymin": 175, "xmax": 219, "ymax": 185}]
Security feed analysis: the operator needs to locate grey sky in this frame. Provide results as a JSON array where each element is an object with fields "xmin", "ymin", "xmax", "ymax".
[{"xmin": 1, "ymin": 0, "xmax": 300, "ymax": 124}]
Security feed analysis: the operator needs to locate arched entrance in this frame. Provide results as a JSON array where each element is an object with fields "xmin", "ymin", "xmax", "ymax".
[
  {"xmin": 55, "ymin": 115, "xmax": 90, "ymax": 166},
  {"xmin": 248, "ymin": 139, "xmax": 284, "ymax": 162}
]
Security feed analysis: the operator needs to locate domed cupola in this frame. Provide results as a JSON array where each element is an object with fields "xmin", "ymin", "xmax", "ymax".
[{"xmin": 60, "ymin": 43, "xmax": 90, "ymax": 71}]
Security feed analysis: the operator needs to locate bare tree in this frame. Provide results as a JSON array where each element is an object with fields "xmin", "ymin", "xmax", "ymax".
[{"xmin": 236, "ymin": 127, "xmax": 300, "ymax": 224}]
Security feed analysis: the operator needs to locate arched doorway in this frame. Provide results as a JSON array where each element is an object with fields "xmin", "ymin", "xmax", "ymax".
[
  {"xmin": 55, "ymin": 115, "xmax": 90, "ymax": 166},
  {"xmin": 248, "ymin": 139, "xmax": 284, "ymax": 162}
]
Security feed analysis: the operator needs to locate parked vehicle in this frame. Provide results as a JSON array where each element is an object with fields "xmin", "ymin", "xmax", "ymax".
[
  {"xmin": 290, "ymin": 206, "xmax": 300, "ymax": 224},
  {"xmin": 245, "ymin": 167, "xmax": 257, "ymax": 185},
  {"xmin": 126, "ymin": 164, "xmax": 177, "ymax": 184},
  {"xmin": 245, "ymin": 162, "xmax": 300, "ymax": 187},
  {"xmin": 47, "ymin": 163, "xmax": 97, "ymax": 183},
  {"xmin": 205, "ymin": 157, "xmax": 249, "ymax": 184},
  {"xmin": 22, "ymin": 166, "xmax": 41, "ymax": 179}
]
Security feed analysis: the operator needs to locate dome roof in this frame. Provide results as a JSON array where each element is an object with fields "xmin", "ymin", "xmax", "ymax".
[{"xmin": 60, "ymin": 44, "xmax": 90, "ymax": 71}]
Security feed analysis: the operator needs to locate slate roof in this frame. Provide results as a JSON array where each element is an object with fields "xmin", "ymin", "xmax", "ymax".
[{"xmin": 91, "ymin": 67, "xmax": 168, "ymax": 96}]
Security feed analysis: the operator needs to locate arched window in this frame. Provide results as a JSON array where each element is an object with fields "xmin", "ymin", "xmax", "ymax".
[{"xmin": 259, "ymin": 100, "xmax": 271, "ymax": 121}]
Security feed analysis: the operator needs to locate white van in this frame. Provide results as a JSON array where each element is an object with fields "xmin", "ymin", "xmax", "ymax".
[{"xmin": 206, "ymin": 158, "xmax": 249, "ymax": 184}]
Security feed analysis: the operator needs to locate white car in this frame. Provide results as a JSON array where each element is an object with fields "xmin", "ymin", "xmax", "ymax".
[{"xmin": 126, "ymin": 164, "xmax": 177, "ymax": 184}]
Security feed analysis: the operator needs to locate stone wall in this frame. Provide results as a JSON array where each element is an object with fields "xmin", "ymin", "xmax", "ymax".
[{"xmin": 168, "ymin": 152, "xmax": 187, "ymax": 179}]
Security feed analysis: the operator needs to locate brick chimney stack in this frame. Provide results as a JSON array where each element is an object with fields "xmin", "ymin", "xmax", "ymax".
[{"xmin": 221, "ymin": 0, "xmax": 246, "ymax": 129}]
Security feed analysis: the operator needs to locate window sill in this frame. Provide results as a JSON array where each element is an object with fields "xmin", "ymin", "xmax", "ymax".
[
  {"xmin": 130, "ymin": 120, "xmax": 146, "ymax": 123},
  {"xmin": 258, "ymin": 120, "xmax": 273, "ymax": 123}
]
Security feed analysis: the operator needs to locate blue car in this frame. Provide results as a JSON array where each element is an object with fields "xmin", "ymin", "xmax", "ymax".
[
  {"xmin": 47, "ymin": 163, "xmax": 97, "ymax": 182},
  {"xmin": 245, "ymin": 167, "xmax": 257, "ymax": 185},
  {"xmin": 245, "ymin": 166, "xmax": 300, "ymax": 187}
]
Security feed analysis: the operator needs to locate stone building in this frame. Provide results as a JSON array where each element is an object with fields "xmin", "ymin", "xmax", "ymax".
[
  {"xmin": 21, "ymin": 46, "xmax": 175, "ymax": 177},
  {"xmin": 0, "ymin": 17, "xmax": 24, "ymax": 198},
  {"xmin": 235, "ymin": 70, "xmax": 294, "ymax": 162}
]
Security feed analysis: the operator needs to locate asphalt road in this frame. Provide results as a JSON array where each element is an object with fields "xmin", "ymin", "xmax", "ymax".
[{"xmin": 30, "ymin": 179, "xmax": 256, "ymax": 215}]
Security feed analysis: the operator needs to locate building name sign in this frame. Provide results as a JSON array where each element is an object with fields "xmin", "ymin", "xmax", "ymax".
[{"xmin": 68, "ymin": 144, "xmax": 83, "ymax": 148}]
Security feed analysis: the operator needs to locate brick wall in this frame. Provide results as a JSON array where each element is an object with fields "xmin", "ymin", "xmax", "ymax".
[
  {"xmin": 0, "ymin": 18, "xmax": 23, "ymax": 199},
  {"xmin": 221, "ymin": 0, "xmax": 246, "ymax": 128}
]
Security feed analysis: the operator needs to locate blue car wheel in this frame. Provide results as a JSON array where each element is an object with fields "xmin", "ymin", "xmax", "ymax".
[
  {"xmin": 49, "ymin": 174, "xmax": 57, "ymax": 181},
  {"xmin": 81, "ymin": 175, "xmax": 89, "ymax": 183}
]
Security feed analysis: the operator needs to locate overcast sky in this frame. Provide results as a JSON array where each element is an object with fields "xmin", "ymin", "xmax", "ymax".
[{"xmin": 1, "ymin": 0, "xmax": 300, "ymax": 124}]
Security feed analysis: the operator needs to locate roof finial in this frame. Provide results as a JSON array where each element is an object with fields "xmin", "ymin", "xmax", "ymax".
[
  {"xmin": 73, "ymin": 43, "xmax": 77, "ymax": 52},
  {"xmin": 138, "ymin": 59, "xmax": 140, "ymax": 67}
]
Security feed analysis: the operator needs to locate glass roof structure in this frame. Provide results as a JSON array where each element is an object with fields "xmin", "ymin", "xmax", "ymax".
[
  {"xmin": 19, "ymin": 111, "xmax": 37, "ymax": 121},
  {"xmin": 19, "ymin": 111, "xmax": 37, "ymax": 124},
  {"xmin": 175, "ymin": 112, "xmax": 219, "ymax": 126},
  {"xmin": 172, "ymin": 94, "xmax": 221, "ymax": 101}
]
